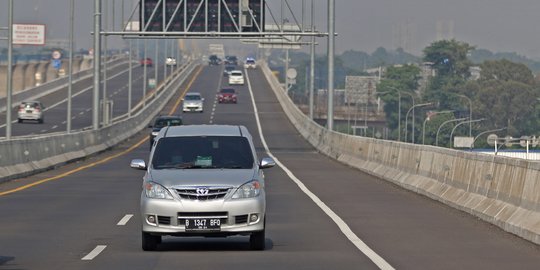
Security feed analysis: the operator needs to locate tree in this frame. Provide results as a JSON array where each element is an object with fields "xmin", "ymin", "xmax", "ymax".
[
  {"xmin": 377, "ymin": 65, "xmax": 421, "ymax": 140},
  {"xmin": 423, "ymin": 39, "xmax": 475, "ymax": 78},
  {"xmin": 479, "ymin": 59, "xmax": 534, "ymax": 85}
]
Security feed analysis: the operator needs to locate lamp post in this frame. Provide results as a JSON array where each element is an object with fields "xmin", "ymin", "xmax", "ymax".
[
  {"xmin": 456, "ymin": 94, "xmax": 473, "ymax": 137},
  {"xmin": 422, "ymin": 110, "xmax": 454, "ymax": 145},
  {"xmin": 471, "ymin": 127, "xmax": 507, "ymax": 149},
  {"xmin": 405, "ymin": 102, "xmax": 432, "ymax": 143},
  {"xmin": 448, "ymin": 118, "xmax": 485, "ymax": 147},
  {"xmin": 399, "ymin": 91, "xmax": 415, "ymax": 141},
  {"xmin": 435, "ymin": 117, "xmax": 468, "ymax": 146}
]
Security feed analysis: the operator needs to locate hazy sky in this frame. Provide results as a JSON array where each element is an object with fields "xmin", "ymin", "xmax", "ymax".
[{"xmin": 2, "ymin": 0, "xmax": 540, "ymax": 57}]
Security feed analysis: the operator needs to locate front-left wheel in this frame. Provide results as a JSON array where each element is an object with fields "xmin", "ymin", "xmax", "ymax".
[{"xmin": 142, "ymin": 232, "xmax": 161, "ymax": 251}]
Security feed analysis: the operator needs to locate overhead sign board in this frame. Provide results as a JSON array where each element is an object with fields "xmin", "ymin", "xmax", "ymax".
[
  {"xmin": 242, "ymin": 24, "xmax": 302, "ymax": 49},
  {"xmin": 13, "ymin": 24, "xmax": 46, "ymax": 45}
]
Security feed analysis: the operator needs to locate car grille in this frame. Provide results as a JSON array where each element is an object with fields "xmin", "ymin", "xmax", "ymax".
[{"xmin": 175, "ymin": 187, "xmax": 231, "ymax": 200}]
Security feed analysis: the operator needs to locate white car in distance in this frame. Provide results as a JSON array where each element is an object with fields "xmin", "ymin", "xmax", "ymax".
[{"xmin": 228, "ymin": 70, "xmax": 245, "ymax": 85}]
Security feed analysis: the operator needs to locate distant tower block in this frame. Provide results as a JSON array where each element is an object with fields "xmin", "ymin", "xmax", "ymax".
[
  {"xmin": 392, "ymin": 21, "xmax": 416, "ymax": 53},
  {"xmin": 436, "ymin": 20, "xmax": 455, "ymax": 40}
]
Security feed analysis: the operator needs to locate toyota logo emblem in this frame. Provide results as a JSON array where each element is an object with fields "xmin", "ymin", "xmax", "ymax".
[{"xmin": 196, "ymin": 188, "xmax": 209, "ymax": 195}]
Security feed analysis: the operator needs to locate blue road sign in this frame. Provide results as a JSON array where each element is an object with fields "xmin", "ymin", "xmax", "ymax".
[{"xmin": 52, "ymin": 59, "xmax": 62, "ymax": 70}]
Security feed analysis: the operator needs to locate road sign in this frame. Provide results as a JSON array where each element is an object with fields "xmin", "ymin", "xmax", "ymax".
[
  {"xmin": 486, "ymin": 134, "xmax": 498, "ymax": 146},
  {"xmin": 12, "ymin": 24, "xmax": 46, "ymax": 45},
  {"xmin": 286, "ymin": 68, "xmax": 297, "ymax": 80},
  {"xmin": 52, "ymin": 59, "xmax": 62, "ymax": 70},
  {"xmin": 52, "ymin": 50, "xmax": 62, "ymax": 60}
]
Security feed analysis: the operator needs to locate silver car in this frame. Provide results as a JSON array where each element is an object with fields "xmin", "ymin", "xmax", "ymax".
[
  {"xmin": 17, "ymin": 101, "xmax": 45, "ymax": 123},
  {"xmin": 182, "ymin": 92, "xmax": 204, "ymax": 113},
  {"xmin": 130, "ymin": 125, "xmax": 275, "ymax": 251}
]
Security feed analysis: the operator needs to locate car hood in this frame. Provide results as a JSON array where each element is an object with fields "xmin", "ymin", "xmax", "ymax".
[
  {"xmin": 184, "ymin": 101, "xmax": 202, "ymax": 105},
  {"xmin": 148, "ymin": 169, "xmax": 257, "ymax": 188}
]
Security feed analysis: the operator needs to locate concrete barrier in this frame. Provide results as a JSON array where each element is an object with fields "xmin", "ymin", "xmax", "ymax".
[
  {"xmin": 260, "ymin": 62, "xmax": 540, "ymax": 245},
  {"xmin": 0, "ymin": 60, "xmax": 197, "ymax": 184}
]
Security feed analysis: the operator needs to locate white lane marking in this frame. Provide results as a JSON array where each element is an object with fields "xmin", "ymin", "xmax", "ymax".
[
  {"xmin": 117, "ymin": 214, "xmax": 134, "ymax": 226},
  {"xmin": 79, "ymin": 111, "xmax": 85, "ymax": 115},
  {"xmin": 245, "ymin": 69, "xmax": 395, "ymax": 270},
  {"xmin": 51, "ymin": 125, "xmax": 58, "ymax": 129},
  {"xmin": 86, "ymin": 108, "xmax": 91, "ymax": 112},
  {"xmin": 72, "ymin": 116, "xmax": 77, "ymax": 120},
  {"xmin": 62, "ymin": 121, "xmax": 67, "ymax": 124},
  {"xmin": 40, "ymin": 129, "xmax": 47, "ymax": 133},
  {"xmin": 81, "ymin": 245, "xmax": 107, "ymax": 261}
]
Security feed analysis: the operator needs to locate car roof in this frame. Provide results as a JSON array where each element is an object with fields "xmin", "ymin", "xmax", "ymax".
[
  {"xmin": 185, "ymin": 92, "xmax": 201, "ymax": 96},
  {"xmin": 162, "ymin": 125, "xmax": 250, "ymax": 138},
  {"xmin": 155, "ymin": 115, "xmax": 182, "ymax": 120},
  {"xmin": 21, "ymin": 101, "xmax": 41, "ymax": 104}
]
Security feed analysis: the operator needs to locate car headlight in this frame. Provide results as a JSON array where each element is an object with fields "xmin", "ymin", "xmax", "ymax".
[
  {"xmin": 151, "ymin": 131, "xmax": 159, "ymax": 137},
  {"xmin": 144, "ymin": 182, "xmax": 174, "ymax": 200},
  {"xmin": 232, "ymin": 180, "xmax": 261, "ymax": 199}
]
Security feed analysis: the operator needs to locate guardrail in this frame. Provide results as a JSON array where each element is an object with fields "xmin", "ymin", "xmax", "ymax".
[
  {"xmin": 0, "ymin": 60, "xmax": 197, "ymax": 183},
  {"xmin": 260, "ymin": 61, "xmax": 540, "ymax": 245},
  {"xmin": 0, "ymin": 55, "xmax": 129, "ymax": 112}
]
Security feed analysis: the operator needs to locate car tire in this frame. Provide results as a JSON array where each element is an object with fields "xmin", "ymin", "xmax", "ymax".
[
  {"xmin": 142, "ymin": 232, "xmax": 161, "ymax": 251},
  {"xmin": 249, "ymin": 229, "xmax": 265, "ymax": 250},
  {"xmin": 17, "ymin": 119, "xmax": 22, "ymax": 123},
  {"xmin": 38, "ymin": 118, "xmax": 44, "ymax": 124}
]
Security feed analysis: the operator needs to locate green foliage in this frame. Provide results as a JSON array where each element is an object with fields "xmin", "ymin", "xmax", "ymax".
[
  {"xmin": 423, "ymin": 39, "xmax": 475, "ymax": 78},
  {"xmin": 479, "ymin": 59, "xmax": 534, "ymax": 85}
]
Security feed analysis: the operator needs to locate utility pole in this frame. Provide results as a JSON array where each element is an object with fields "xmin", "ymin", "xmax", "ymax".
[
  {"xmin": 327, "ymin": 0, "xmax": 335, "ymax": 130},
  {"xmin": 309, "ymin": 0, "xmax": 315, "ymax": 120},
  {"xmin": 67, "ymin": 0, "xmax": 74, "ymax": 133},
  {"xmin": 93, "ymin": 0, "xmax": 101, "ymax": 130},
  {"xmin": 6, "ymin": 0, "xmax": 13, "ymax": 139}
]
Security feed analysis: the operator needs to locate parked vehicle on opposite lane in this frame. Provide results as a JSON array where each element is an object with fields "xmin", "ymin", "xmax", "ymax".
[
  {"xmin": 166, "ymin": 57, "xmax": 177, "ymax": 66},
  {"xmin": 130, "ymin": 125, "xmax": 276, "ymax": 251},
  {"xmin": 17, "ymin": 101, "xmax": 45, "ymax": 123}
]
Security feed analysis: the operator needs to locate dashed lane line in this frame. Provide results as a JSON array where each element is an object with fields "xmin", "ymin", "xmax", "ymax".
[
  {"xmin": 117, "ymin": 214, "xmax": 134, "ymax": 226},
  {"xmin": 81, "ymin": 245, "xmax": 107, "ymax": 261}
]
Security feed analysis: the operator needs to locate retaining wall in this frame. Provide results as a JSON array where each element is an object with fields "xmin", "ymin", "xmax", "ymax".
[{"xmin": 260, "ymin": 62, "xmax": 540, "ymax": 245}]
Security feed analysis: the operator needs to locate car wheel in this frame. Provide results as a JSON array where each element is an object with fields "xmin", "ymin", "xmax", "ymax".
[
  {"xmin": 38, "ymin": 118, "xmax": 44, "ymax": 124},
  {"xmin": 249, "ymin": 229, "xmax": 265, "ymax": 250},
  {"xmin": 17, "ymin": 119, "xmax": 22, "ymax": 123},
  {"xmin": 142, "ymin": 232, "xmax": 161, "ymax": 251}
]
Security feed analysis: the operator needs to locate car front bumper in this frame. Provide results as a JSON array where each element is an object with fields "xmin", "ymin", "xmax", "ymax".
[{"xmin": 141, "ymin": 193, "xmax": 265, "ymax": 235}]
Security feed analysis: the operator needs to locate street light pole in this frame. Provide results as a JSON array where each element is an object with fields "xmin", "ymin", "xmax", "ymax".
[
  {"xmin": 471, "ymin": 127, "xmax": 507, "ymax": 149},
  {"xmin": 456, "ymin": 94, "xmax": 473, "ymax": 138},
  {"xmin": 6, "ymin": 0, "xmax": 13, "ymax": 139},
  {"xmin": 309, "ymin": 0, "xmax": 315, "ymax": 120},
  {"xmin": 67, "ymin": 0, "xmax": 74, "ymax": 133},
  {"xmin": 327, "ymin": 0, "xmax": 335, "ymax": 130},
  {"xmin": 422, "ymin": 110, "xmax": 454, "ymax": 145},
  {"xmin": 404, "ymin": 102, "xmax": 430, "ymax": 143},
  {"xmin": 435, "ymin": 117, "xmax": 468, "ymax": 146},
  {"xmin": 448, "ymin": 118, "xmax": 485, "ymax": 147},
  {"xmin": 93, "ymin": 0, "xmax": 101, "ymax": 130},
  {"xmin": 399, "ymin": 91, "xmax": 414, "ymax": 141}
]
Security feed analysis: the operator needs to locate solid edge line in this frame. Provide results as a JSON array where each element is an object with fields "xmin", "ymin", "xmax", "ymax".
[
  {"xmin": 117, "ymin": 214, "xmax": 134, "ymax": 226},
  {"xmin": 81, "ymin": 245, "xmax": 107, "ymax": 261},
  {"xmin": 244, "ymin": 69, "xmax": 395, "ymax": 270}
]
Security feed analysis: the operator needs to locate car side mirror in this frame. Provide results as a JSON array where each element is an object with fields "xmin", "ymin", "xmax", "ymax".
[
  {"xmin": 130, "ymin": 159, "xmax": 147, "ymax": 170},
  {"xmin": 148, "ymin": 124, "xmax": 153, "ymax": 128},
  {"xmin": 259, "ymin": 157, "xmax": 276, "ymax": 169}
]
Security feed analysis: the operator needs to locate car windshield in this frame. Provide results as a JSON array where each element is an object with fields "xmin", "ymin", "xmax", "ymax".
[
  {"xmin": 152, "ymin": 136, "xmax": 254, "ymax": 169},
  {"xmin": 230, "ymin": 71, "xmax": 242, "ymax": 76},
  {"xmin": 185, "ymin": 95, "xmax": 201, "ymax": 101},
  {"xmin": 155, "ymin": 118, "xmax": 182, "ymax": 128},
  {"xmin": 246, "ymin": 60, "xmax": 255, "ymax": 64},
  {"xmin": 220, "ymin": 89, "xmax": 235, "ymax": 94},
  {"xmin": 21, "ymin": 102, "xmax": 39, "ymax": 109}
]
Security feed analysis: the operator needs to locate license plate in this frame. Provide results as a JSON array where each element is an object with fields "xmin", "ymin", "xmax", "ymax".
[{"xmin": 185, "ymin": 218, "xmax": 221, "ymax": 231}]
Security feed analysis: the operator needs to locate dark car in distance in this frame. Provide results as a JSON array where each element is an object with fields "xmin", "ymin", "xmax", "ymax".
[
  {"xmin": 148, "ymin": 115, "xmax": 183, "ymax": 149},
  {"xmin": 224, "ymin": 55, "xmax": 238, "ymax": 66},
  {"xmin": 218, "ymin": 88, "xmax": 238, "ymax": 104},
  {"xmin": 223, "ymin": 64, "xmax": 236, "ymax": 76},
  {"xmin": 208, "ymin": 55, "xmax": 221, "ymax": 65}
]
